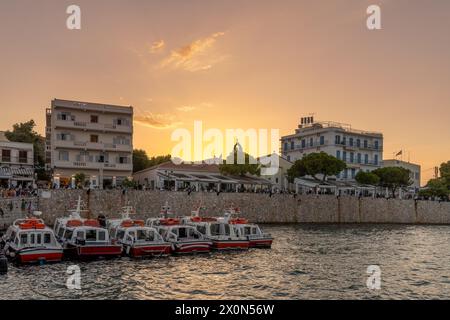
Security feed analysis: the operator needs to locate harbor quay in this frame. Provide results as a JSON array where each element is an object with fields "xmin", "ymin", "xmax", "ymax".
[{"xmin": 1, "ymin": 190, "xmax": 449, "ymax": 227}]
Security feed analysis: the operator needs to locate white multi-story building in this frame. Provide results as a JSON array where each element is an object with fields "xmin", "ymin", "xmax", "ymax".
[
  {"xmin": 0, "ymin": 132, "xmax": 35, "ymax": 187},
  {"xmin": 281, "ymin": 117, "xmax": 383, "ymax": 181},
  {"xmin": 383, "ymin": 159, "xmax": 421, "ymax": 188},
  {"xmin": 46, "ymin": 99, "xmax": 133, "ymax": 188}
]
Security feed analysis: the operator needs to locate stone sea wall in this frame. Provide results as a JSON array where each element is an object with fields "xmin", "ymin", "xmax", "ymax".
[
  {"xmin": 1, "ymin": 190, "xmax": 450, "ymax": 227},
  {"xmin": 0, "ymin": 197, "xmax": 39, "ymax": 229}
]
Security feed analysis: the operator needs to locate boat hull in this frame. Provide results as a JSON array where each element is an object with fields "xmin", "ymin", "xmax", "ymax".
[
  {"xmin": 78, "ymin": 245, "xmax": 122, "ymax": 257},
  {"xmin": 212, "ymin": 239, "xmax": 250, "ymax": 250},
  {"xmin": 172, "ymin": 241, "xmax": 212, "ymax": 254},
  {"xmin": 64, "ymin": 244, "xmax": 122, "ymax": 258},
  {"xmin": 249, "ymin": 238, "xmax": 273, "ymax": 248},
  {"xmin": 127, "ymin": 243, "xmax": 172, "ymax": 257},
  {"xmin": 9, "ymin": 247, "xmax": 63, "ymax": 264}
]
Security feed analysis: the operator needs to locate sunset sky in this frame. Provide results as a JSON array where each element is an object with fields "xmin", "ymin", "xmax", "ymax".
[{"xmin": 1, "ymin": 0, "xmax": 449, "ymax": 184}]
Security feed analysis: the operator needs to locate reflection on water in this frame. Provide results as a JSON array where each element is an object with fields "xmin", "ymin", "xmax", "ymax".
[{"xmin": 2, "ymin": 224, "xmax": 450, "ymax": 299}]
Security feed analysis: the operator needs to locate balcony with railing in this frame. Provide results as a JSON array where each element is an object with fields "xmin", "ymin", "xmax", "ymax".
[
  {"xmin": 342, "ymin": 159, "xmax": 382, "ymax": 167},
  {"xmin": 54, "ymin": 119, "xmax": 132, "ymax": 133},
  {"xmin": 284, "ymin": 140, "xmax": 330, "ymax": 152},
  {"xmin": 335, "ymin": 141, "xmax": 383, "ymax": 151},
  {"xmin": 53, "ymin": 139, "xmax": 132, "ymax": 152},
  {"xmin": 56, "ymin": 160, "xmax": 132, "ymax": 171}
]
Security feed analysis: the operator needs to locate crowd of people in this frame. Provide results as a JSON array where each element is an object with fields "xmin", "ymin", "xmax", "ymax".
[
  {"xmin": 0, "ymin": 187, "xmax": 38, "ymax": 198},
  {"xmin": 0, "ymin": 184, "xmax": 448, "ymax": 202}
]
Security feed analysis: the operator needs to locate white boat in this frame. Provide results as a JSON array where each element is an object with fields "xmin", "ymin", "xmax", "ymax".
[
  {"xmin": 183, "ymin": 205, "xmax": 250, "ymax": 250},
  {"xmin": 222, "ymin": 207, "xmax": 273, "ymax": 248},
  {"xmin": 2, "ymin": 212, "xmax": 63, "ymax": 264},
  {"xmin": 107, "ymin": 206, "xmax": 172, "ymax": 257},
  {"xmin": 54, "ymin": 197, "xmax": 122, "ymax": 259},
  {"xmin": 147, "ymin": 202, "xmax": 212, "ymax": 254}
]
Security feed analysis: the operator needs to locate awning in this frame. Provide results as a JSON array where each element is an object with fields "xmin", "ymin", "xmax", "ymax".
[
  {"xmin": 10, "ymin": 167, "xmax": 35, "ymax": 176},
  {"xmin": 0, "ymin": 167, "xmax": 11, "ymax": 178},
  {"xmin": 156, "ymin": 169, "xmax": 272, "ymax": 185}
]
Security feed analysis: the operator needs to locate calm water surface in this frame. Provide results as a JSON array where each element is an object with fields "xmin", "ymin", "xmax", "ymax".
[{"xmin": 1, "ymin": 224, "xmax": 450, "ymax": 299}]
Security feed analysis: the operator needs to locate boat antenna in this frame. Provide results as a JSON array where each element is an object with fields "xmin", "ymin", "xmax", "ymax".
[
  {"xmin": 69, "ymin": 196, "xmax": 83, "ymax": 219},
  {"xmin": 191, "ymin": 200, "xmax": 204, "ymax": 217}
]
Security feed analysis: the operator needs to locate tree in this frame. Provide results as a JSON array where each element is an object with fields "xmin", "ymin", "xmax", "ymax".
[
  {"xmin": 287, "ymin": 159, "xmax": 307, "ymax": 183},
  {"xmin": 355, "ymin": 171, "xmax": 380, "ymax": 185},
  {"xmin": 5, "ymin": 120, "xmax": 48, "ymax": 181},
  {"xmin": 122, "ymin": 178, "xmax": 137, "ymax": 189},
  {"xmin": 302, "ymin": 152, "xmax": 346, "ymax": 181},
  {"xmin": 219, "ymin": 144, "xmax": 261, "ymax": 177},
  {"xmin": 419, "ymin": 178, "xmax": 449, "ymax": 198},
  {"xmin": 440, "ymin": 161, "xmax": 450, "ymax": 186},
  {"xmin": 148, "ymin": 154, "xmax": 171, "ymax": 167},
  {"xmin": 286, "ymin": 152, "xmax": 346, "ymax": 182},
  {"xmin": 133, "ymin": 149, "xmax": 150, "ymax": 173},
  {"xmin": 132, "ymin": 149, "xmax": 171, "ymax": 173},
  {"xmin": 74, "ymin": 173, "xmax": 86, "ymax": 188},
  {"xmin": 372, "ymin": 167, "xmax": 412, "ymax": 198}
]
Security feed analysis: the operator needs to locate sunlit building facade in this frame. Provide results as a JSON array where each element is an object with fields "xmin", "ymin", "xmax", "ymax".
[
  {"xmin": 281, "ymin": 117, "xmax": 383, "ymax": 181},
  {"xmin": 46, "ymin": 99, "xmax": 133, "ymax": 188}
]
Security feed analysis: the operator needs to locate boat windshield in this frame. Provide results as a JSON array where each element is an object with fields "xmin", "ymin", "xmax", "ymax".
[
  {"xmin": 116, "ymin": 230, "xmax": 125, "ymax": 241},
  {"xmin": 241, "ymin": 226, "xmax": 259, "ymax": 236},
  {"xmin": 135, "ymin": 229, "xmax": 156, "ymax": 242},
  {"xmin": 17, "ymin": 231, "xmax": 54, "ymax": 247},
  {"xmin": 8, "ymin": 230, "xmax": 16, "ymax": 242},
  {"xmin": 86, "ymin": 229, "xmax": 97, "ymax": 241},
  {"xmin": 58, "ymin": 227, "xmax": 65, "ymax": 238},
  {"xmin": 210, "ymin": 223, "xmax": 231, "ymax": 236},
  {"xmin": 65, "ymin": 229, "xmax": 73, "ymax": 240},
  {"xmin": 76, "ymin": 229, "xmax": 107, "ymax": 242},
  {"xmin": 175, "ymin": 227, "xmax": 200, "ymax": 240},
  {"xmin": 196, "ymin": 225, "xmax": 207, "ymax": 235},
  {"xmin": 20, "ymin": 233, "xmax": 28, "ymax": 245}
]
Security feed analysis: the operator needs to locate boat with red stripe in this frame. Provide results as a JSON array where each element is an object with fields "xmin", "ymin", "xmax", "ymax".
[
  {"xmin": 54, "ymin": 197, "xmax": 122, "ymax": 259},
  {"xmin": 1, "ymin": 212, "xmax": 63, "ymax": 264},
  {"xmin": 226, "ymin": 208, "xmax": 273, "ymax": 249},
  {"xmin": 182, "ymin": 203, "xmax": 250, "ymax": 251},
  {"xmin": 107, "ymin": 206, "xmax": 172, "ymax": 257},
  {"xmin": 147, "ymin": 202, "xmax": 212, "ymax": 254}
]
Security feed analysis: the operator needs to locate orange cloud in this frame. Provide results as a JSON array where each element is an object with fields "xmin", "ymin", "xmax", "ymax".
[
  {"xmin": 160, "ymin": 32, "xmax": 226, "ymax": 72},
  {"xmin": 177, "ymin": 105, "xmax": 196, "ymax": 112},
  {"xmin": 134, "ymin": 112, "xmax": 181, "ymax": 129},
  {"xmin": 176, "ymin": 102, "xmax": 214, "ymax": 112},
  {"xmin": 149, "ymin": 40, "xmax": 165, "ymax": 53}
]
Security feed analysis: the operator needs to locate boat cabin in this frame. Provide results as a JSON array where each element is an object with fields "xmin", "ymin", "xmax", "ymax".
[
  {"xmin": 3, "ymin": 219, "xmax": 60, "ymax": 249},
  {"xmin": 192, "ymin": 221, "xmax": 244, "ymax": 239},
  {"xmin": 114, "ymin": 226, "xmax": 165, "ymax": 245},
  {"xmin": 63, "ymin": 225, "xmax": 111, "ymax": 246},
  {"xmin": 232, "ymin": 223, "xmax": 272, "ymax": 240},
  {"xmin": 159, "ymin": 225, "xmax": 205, "ymax": 242}
]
